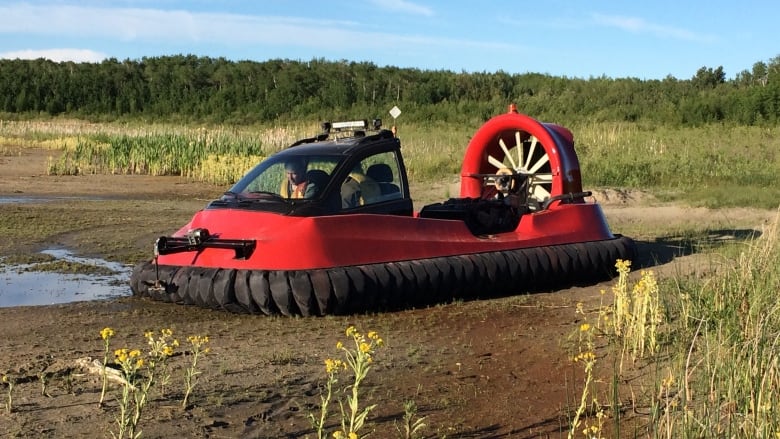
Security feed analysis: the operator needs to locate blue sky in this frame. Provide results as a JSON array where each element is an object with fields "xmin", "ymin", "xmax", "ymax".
[{"xmin": 0, "ymin": 0, "xmax": 777, "ymax": 80}]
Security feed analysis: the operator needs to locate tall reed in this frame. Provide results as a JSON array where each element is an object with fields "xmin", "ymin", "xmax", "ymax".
[{"xmin": 656, "ymin": 210, "xmax": 780, "ymax": 437}]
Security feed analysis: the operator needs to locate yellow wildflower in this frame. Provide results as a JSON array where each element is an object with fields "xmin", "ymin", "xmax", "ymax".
[
  {"xmin": 115, "ymin": 348, "xmax": 128, "ymax": 363},
  {"xmin": 574, "ymin": 351, "xmax": 596, "ymax": 363},
  {"xmin": 100, "ymin": 327, "xmax": 115, "ymax": 340},
  {"xmin": 359, "ymin": 342, "xmax": 371, "ymax": 353},
  {"xmin": 579, "ymin": 323, "xmax": 591, "ymax": 332},
  {"xmin": 325, "ymin": 358, "xmax": 344, "ymax": 374},
  {"xmin": 187, "ymin": 335, "xmax": 210, "ymax": 345}
]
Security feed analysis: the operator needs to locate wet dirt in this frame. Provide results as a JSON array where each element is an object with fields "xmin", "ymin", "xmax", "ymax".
[{"xmin": 0, "ymin": 147, "xmax": 775, "ymax": 438}]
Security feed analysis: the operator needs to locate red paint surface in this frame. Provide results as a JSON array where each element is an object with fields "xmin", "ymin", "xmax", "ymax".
[{"xmin": 157, "ymin": 202, "xmax": 614, "ymax": 270}]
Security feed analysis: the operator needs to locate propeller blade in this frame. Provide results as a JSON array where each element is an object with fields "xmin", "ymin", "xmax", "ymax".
[
  {"xmin": 487, "ymin": 154, "xmax": 505, "ymax": 169},
  {"xmin": 524, "ymin": 136, "xmax": 538, "ymax": 169},
  {"xmin": 499, "ymin": 138, "xmax": 517, "ymax": 169}
]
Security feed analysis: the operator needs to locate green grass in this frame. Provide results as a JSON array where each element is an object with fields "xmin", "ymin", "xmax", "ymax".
[
  {"xmin": 3, "ymin": 118, "xmax": 779, "ymax": 208},
  {"xmin": 573, "ymin": 122, "xmax": 780, "ymax": 208},
  {"xmin": 582, "ymin": 211, "xmax": 780, "ymax": 438}
]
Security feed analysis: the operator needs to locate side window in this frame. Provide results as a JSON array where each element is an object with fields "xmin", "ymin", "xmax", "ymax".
[{"xmin": 341, "ymin": 151, "xmax": 403, "ymax": 209}]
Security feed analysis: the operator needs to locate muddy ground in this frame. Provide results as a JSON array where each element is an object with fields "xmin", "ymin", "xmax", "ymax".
[{"xmin": 0, "ymin": 148, "xmax": 775, "ymax": 438}]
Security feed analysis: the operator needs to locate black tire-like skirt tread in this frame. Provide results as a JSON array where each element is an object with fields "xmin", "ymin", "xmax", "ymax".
[
  {"xmin": 197, "ymin": 269, "xmax": 220, "ymax": 309},
  {"xmin": 573, "ymin": 243, "xmax": 593, "ymax": 276},
  {"xmin": 490, "ymin": 252, "xmax": 510, "ymax": 294},
  {"xmin": 456, "ymin": 255, "xmax": 476, "ymax": 298},
  {"xmin": 367, "ymin": 264, "xmax": 392, "ymax": 309},
  {"xmin": 596, "ymin": 241, "xmax": 615, "ymax": 272},
  {"xmin": 604, "ymin": 239, "xmax": 624, "ymax": 268},
  {"xmin": 421, "ymin": 259, "xmax": 443, "ymax": 302},
  {"xmin": 161, "ymin": 265, "xmax": 182, "ymax": 301},
  {"xmin": 269, "ymin": 271, "xmax": 295, "ymax": 316},
  {"xmin": 344, "ymin": 267, "xmax": 366, "ymax": 313},
  {"xmin": 178, "ymin": 268, "xmax": 202, "ymax": 305},
  {"xmin": 619, "ymin": 236, "xmax": 637, "ymax": 261},
  {"xmin": 130, "ymin": 236, "xmax": 638, "ymax": 316},
  {"xmin": 213, "ymin": 269, "xmax": 240, "ymax": 312},
  {"xmin": 563, "ymin": 245, "xmax": 583, "ymax": 275},
  {"xmin": 523, "ymin": 249, "xmax": 542, "ymax": 289},
  {"xmin": 178, "ymin": 268, "xmax": 197, "ymax": 306},
  {"xmin": 482, "ymin": 254, "xmax": 498, "ymax": 292},
  {"xmin": 190, "ymin": 268, "xmax": 207, "ymax": 306},
  {"xmin": 408, "ymin": 261, "xmax": 430, "ymax": 303},
  {"xmin": 328, "ymin": 269, "xmax": 351, "ymax": 315},
  {"xmin": 310, "ymin": 270, "xmax": 333, "ymax": 315},
  {"xmin": 506, "ymin": 251, "xmax": 528, "ymax": 287},
  {"xmin": 585, "ymin": 244, "xmax": 608, "ymax": 280},
  {"xmin": 467, "ymin": 254, "xmax": 487, "ymax": 296},
  {"xmin": 542, "ymin": 247, "xmax": 573, "ymax": 279},
  {"xmin": 234, "ymin": 270, "xmax": 259, "ymax": 314},
  {"xmin": 446, "ymin": 257, "xmax": 465, "ymax": 299},
  {"xmin": 248, "ymin": 270, "xmax": 274, "ymax": 315},
  {"xmin": 383, "ymin": 262, "xmax": 407, "ymax": 309},
  {"xmin": 533, "ymin": 247, "xmax": 552, "ymax": 289},
  {"xmin": 130, "ymin": 262, "xmax": 151, "ymax": 297},
  {"xmin": 132, "ymin": 262, "xmax": 157, "ymax": 299},
  {"xmin": 432, "ymin": 257, "xmax": 454, "ymax": 299},
  {"xmin": 166, "ymin": 266, "xmax": 188, "ymax": 303},
  {"xmin": 395, "ymin": 262, "xmax": 418, "ymax": 305},
  {"xmin": 358, "ymin": 265, "xmax": 380, "ymax": 311},
  {"xmin": 290, "ymin": 271, "xmax": 316, "ymax": 317},
  {"xmin": 144, "ymin": 264, "xmax": 170, "ymax": 302}
]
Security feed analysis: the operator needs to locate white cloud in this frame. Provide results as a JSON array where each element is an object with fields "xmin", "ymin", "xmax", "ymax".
[
  {"xmin": 0, "ymin": 3, "xmax": 499, "ymax": 52},
  {"xmin": 369, "ymin": 0, "xmax": 434, "ymax": 16},
  {"xmin": 592, "ymin": 13, "xmax": 715, "ymax": 43},
  {"xmin": 0, "ymin": 48, "xmax": 106, "ymax": 62}
]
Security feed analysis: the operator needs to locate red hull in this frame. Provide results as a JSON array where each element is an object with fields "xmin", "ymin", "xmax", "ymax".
[{"xmin": 157, "ymin": 201, "xmax": 614, "ymax": 271}]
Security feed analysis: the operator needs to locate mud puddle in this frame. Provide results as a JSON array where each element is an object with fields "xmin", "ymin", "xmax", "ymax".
[
  {"xmin": 0, "ymin": 195, "xmax": 103, "ymax": 204},
  {"xmin": 0, "ymin": 249, "xmax": 131, "ymax": 307}
]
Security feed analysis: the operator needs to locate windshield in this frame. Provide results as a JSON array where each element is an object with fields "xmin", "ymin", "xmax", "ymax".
[{"xmin": 224, "ymin": 154, "xmax": 341, "ymax": 201}]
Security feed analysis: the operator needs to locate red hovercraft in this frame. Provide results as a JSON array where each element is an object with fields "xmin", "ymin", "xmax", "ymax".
[{"xmin": 130, "ymin": 105, "xmax": 635, "ymax": 316}]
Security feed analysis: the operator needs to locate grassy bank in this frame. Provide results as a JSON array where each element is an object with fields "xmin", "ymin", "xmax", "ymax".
[{"xmin": 2, "ymin": 118, "xmax": 779, "ymax": 208}]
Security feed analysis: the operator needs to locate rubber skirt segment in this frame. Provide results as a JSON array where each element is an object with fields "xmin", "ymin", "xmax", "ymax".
[{"xmin": 130, "ymin": 235, "xmax": 637, "ymax": 316}]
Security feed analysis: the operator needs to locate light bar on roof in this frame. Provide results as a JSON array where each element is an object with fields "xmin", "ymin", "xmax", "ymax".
[{"xmin": 331, "ymin": 120, "xmax": 367, "ymax": 131}]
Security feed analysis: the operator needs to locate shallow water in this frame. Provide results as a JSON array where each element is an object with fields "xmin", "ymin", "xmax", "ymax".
[
  {"xmin": 0, "ymin": 249, "xmax": 132, "ymax": 307},
  {"xmin": 0, "ymin": 195, "xmax": 103, "ymax": 204}
]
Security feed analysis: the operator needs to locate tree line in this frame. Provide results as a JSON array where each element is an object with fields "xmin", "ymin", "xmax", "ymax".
[{"xmin": 1, "ymin": 54, "xmax": 779, "ymax": 126}]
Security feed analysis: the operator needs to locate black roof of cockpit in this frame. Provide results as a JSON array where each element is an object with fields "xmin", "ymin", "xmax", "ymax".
[{"xmin": 279, "ymin": 127, "xmax": 399, "ymax": 158}]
